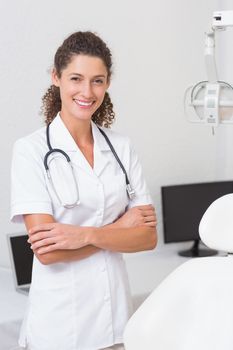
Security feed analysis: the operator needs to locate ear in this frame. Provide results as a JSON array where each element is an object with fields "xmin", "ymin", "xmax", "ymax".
[{"xmin": 51, "ymin": 68, "xmax": 60, "ymax": 87}]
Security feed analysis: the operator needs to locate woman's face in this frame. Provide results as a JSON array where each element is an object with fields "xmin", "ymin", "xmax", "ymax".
[{"xmin": 52, "ymin": 54, "xmax": 110, "ymax": 123}]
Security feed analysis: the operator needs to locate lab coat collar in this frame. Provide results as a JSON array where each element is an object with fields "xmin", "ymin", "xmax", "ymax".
[
  {"xmin": 91, "ymin": 121, "xmax": 110, "ymax": 152},
  {"xmin": 92, "ymin": 122, "xmax": 111, "ymax": 176},
  {"xmin": 49, "ymin": 113, "xmax": 110, "ymax": 152},
  {"xmin": 49, "ymin": 114, "xmax": 110, "ymax": 177}
]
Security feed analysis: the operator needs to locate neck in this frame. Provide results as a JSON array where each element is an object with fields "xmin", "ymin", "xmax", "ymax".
[{"xmin": 60, "ymin": 111, "xmax": 93, "ymax": 147}]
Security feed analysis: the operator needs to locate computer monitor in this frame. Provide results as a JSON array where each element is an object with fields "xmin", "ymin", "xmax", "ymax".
[
  {"xmin": 161, "ymin": 181, "xmax": 233, "ymax": 257},
  {"xmin": 7, "ymin": 232, "xmax": 33, "ymax": 294}
]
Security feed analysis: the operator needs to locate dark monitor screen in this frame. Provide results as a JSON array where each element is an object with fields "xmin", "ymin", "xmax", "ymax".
[
  {"xmin": 162, "ymin": 181, "xmax": 233, "ymax": 244},
  {"xmin": 10, "ymin": 235, "xmax": 33, "ymax": 286}
]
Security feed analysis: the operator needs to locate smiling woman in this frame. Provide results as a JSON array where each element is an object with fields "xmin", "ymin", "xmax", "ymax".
[
  {"xmin": 10, "ymin": 31, "xmax": 157, "ymax": 350},
  {"xmin": 51, "ymin": 55, "xmax": 110, "ymax": 127},
  {"xmin": 41, "ymin": 31, "xmax": 114, "ymax": 128}
]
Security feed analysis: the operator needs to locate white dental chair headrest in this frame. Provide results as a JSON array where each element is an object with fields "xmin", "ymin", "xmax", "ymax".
[{"xmin": 199, "ymin": 193, "xmax": 233, "ymax": 253}]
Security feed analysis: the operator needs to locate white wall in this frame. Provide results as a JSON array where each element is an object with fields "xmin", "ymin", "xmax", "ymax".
[{"xmin": 0, "ymin": 0, "xmax": 219, "ymax": 267}]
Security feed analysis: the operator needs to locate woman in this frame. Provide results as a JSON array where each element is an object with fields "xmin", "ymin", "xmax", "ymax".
[{"xmin": 11, "ymin": 31, "xmax": 157, "ymax": 350}]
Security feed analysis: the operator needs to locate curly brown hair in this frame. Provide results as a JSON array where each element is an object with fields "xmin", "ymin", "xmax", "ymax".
[{"xmin": 41, "ymin": 31, "xmax": 115, "ymax": 127}]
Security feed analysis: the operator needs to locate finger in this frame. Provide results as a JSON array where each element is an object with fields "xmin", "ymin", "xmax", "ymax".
[
  {"xmin": 37, "ymin": 243, "xmax": 59, "ymax": 255},
  {"xmin": 145, "ymin": 221, "xmax": 157, "ymax": 227},
  {"xmin": 28, "ymin": 231, "xmax": 55, "ymax": 243},
  {"xmin": 28, "ymin": 233, "xmax": 43, "ymax": 244},
  {"xmin": 31, "ymin": 237, "xmax": 58, "ymax": 250},
  {"xmin": 144, "ymin": 215, "xmax": 157, "ymax": 223},
  {"xmin": 141, "ymin": 209, "xmax": 156, "ymax": 217},
  {"xmin": 29, "ymin": 223, "xmax": 56, "ymax": 235}
]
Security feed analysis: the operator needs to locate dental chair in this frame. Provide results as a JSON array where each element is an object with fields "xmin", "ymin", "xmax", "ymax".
[{"xmin": 124, "ymin": 193, "xmax": 233, "ymax": 350}]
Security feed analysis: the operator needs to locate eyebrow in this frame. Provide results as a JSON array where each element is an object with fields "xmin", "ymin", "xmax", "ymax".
[{"xmin": 68, "ymin": 73, "xmax": 107, "ymax": 78}]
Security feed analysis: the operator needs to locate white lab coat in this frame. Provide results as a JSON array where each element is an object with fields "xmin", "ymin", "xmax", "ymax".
[{"xmin": 11, "ymin": 114, "xmax": 152, "ymax": 350}]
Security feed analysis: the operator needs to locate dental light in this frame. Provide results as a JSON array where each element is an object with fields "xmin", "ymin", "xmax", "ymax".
[{"xmin": 184, "ymin": 11, "xmax": 233, "ymax": 133}]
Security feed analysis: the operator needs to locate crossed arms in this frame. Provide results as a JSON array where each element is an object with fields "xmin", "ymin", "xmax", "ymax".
[{"xmin": 24, "ymin": 205, "xmax": 157, "ymax": 265}]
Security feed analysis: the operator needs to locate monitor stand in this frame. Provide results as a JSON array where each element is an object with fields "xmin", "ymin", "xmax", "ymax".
[{"xmin": 178, "ymin": 239, "xmax": 218, "ymax": 258}]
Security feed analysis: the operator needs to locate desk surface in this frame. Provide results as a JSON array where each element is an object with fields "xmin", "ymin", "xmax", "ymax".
[
  {"xmin": 0, "ymin": 267, "xmax": 28, "ymax": 349},
  {"xmin": 124, "ymin": 244, "xmax": 190, "ymax": 296}
]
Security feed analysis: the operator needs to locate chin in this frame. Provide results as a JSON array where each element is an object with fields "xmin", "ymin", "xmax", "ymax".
[{"xmin": 72, "ymin": 112, "xmax": 93, "ymax": 122}]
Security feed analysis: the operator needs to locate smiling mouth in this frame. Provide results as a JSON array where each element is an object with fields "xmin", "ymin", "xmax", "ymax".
[{"xmin": 73, "ymin": 99, "xmax": 95, "ymax": 108}]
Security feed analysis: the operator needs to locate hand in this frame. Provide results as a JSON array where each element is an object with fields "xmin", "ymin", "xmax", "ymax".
[
  {"xmin": 114, "ymin": 204, "xmax": 157, "ymax": 228},
  {"xmin": 28, "ymin": 223, "xmax": 91, "ymax": 254}
]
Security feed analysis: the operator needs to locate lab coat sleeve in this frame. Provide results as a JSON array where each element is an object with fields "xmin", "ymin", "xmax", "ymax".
[
  {"xmin": 127, "ymin": 141, "xmax": 153, "ymax": 208},
  {"xmin": 11, "ymin": 138, "xmax": 53, "ymax": 223}
]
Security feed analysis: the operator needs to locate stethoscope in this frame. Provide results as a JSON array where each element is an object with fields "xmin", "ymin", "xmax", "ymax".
[{"xmin": 44, "ymin": 123, "xmax": 135, "ymax": 208}]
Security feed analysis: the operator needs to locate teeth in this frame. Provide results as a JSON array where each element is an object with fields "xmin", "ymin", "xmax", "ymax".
[{"xmin": 75, "ymin": 99, "xmax": 93, "ymax": 106}]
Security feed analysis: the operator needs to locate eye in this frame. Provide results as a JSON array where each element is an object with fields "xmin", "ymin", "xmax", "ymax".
[
  {"xmin": 93, "ymin": 79, "xmax": 104, "ymax": 85},
  {"xmin": 71, "ymin": 77, "xmax": 81, "ymax": 82}
]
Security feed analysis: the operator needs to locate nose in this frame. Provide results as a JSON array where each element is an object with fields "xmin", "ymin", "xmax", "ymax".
[{"xmin": 81, "ymin": 81, "xmax": 93, "ymax": 98}]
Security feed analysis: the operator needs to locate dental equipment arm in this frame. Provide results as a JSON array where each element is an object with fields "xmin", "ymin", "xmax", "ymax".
[
  {"xmin": 204, "ymin": 12, "xmax": 233, "ymax": 126},
  {"xmin": 185, "ymin": 11, "xmax": 233, "ymax": 128},
  {"xmin": 204, "ymin": 10, "xmax": 233, "ymax": 83}
]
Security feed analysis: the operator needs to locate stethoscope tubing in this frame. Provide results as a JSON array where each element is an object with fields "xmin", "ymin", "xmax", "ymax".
[
  {"xmin": 97, "ymin": 127, "xmax": 130, "ymax": 186},
  {"xmin": 44, "ymin": 122, "xmax": 135, "ymax": 206},
  {"xmin": 44, "ymin": 148, "xmax": 71, "ymax": 171}
]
